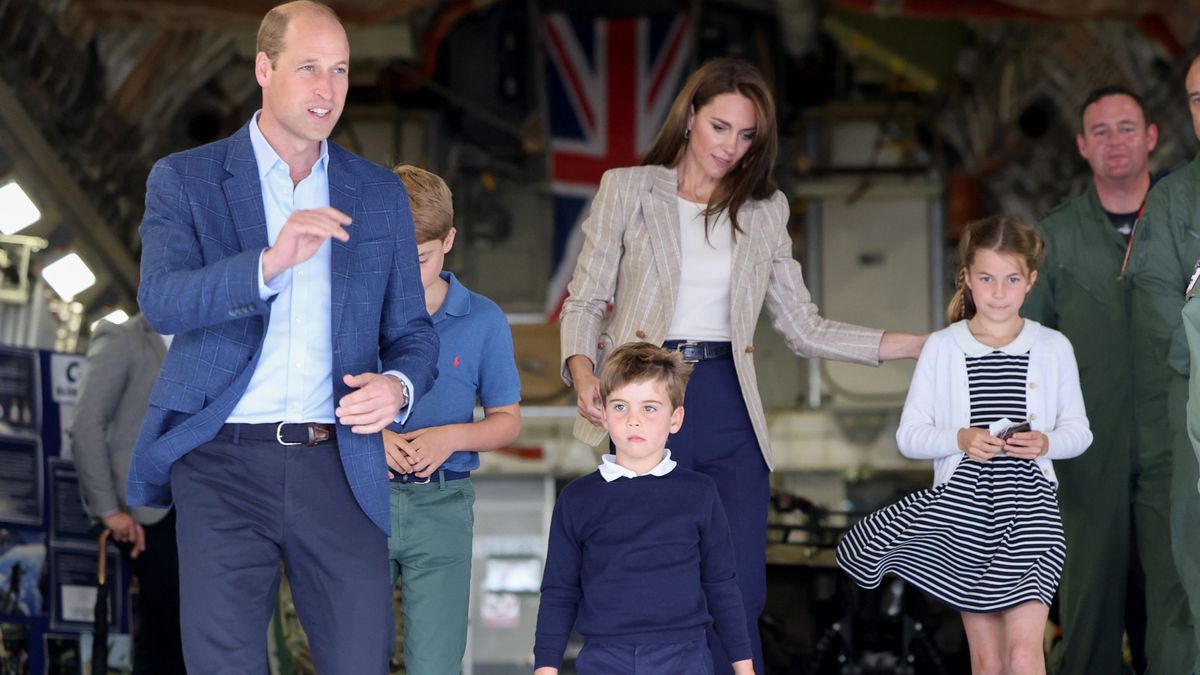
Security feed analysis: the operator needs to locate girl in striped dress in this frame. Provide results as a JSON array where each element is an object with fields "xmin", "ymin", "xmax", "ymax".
[{"xmin": 837, "ymin": 215, "xmax": 1092, "ymax": 674}]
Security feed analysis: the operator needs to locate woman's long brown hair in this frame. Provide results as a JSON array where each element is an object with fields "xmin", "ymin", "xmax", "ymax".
[{"xmin": 642, "ymin": 58, "xmax": 779, "ymax": 239}]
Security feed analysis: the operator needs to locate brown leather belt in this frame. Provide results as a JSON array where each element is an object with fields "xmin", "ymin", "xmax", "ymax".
[{"xmin": 219, "ymin": 422, "xmax": 335, "ymax": 447}]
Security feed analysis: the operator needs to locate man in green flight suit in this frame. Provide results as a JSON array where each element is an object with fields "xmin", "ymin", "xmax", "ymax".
[
  {"xmin": 1184, "ymin": 275, "xmax": 1200, "ymax": 674},
  {"xmin": 1025, "ymin": 85, "xmax": 1193, "ymax": 675},
  {"xmin": 1186, "ymin": 278, "xmax": 1200, "ymax": 668},
  {"xmin": 1131, "ymin": 57, "xmax": 1200, "ymax": 675}
]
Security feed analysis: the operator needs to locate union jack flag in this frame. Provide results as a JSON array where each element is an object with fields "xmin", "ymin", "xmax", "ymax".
[{"xmin": 542, "ymin": 11, "xmax": 695, "ymax": 320}]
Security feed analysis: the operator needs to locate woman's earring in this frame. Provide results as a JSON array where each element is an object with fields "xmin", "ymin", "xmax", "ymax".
[{"xmin": 684, "ymin": 128, "xmax": 690, "ymax": 139}]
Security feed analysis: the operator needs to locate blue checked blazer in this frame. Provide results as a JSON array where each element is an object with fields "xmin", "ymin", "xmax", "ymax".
[{"xmin": 127, "ymin": 121, "xmax": 438, "ymax": 534}]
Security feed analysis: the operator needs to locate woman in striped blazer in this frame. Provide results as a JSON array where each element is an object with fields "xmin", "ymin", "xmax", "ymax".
[{"xmin": 559, "ymin": 58, "xmax": 926, "ymax": 674}]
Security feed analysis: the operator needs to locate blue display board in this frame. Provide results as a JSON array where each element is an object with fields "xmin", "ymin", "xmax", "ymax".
[{"xmin": 0, "ymin": 348, "xmax": 130, "ymax": 675}]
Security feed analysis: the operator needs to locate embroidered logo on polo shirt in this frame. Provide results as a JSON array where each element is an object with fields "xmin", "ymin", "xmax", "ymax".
[{"xmin": 453, "ymin": 356, "xmax": 461, "ymax": 368}]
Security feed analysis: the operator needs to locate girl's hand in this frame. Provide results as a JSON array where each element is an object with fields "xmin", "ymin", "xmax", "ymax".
[
  {"xmin": 1004, "ymin": 430, "xmax": 1048, "ymax": 460},
  {"xmin": 958, "ymin": 428, "xmax": 1004, "ymax": 462}
]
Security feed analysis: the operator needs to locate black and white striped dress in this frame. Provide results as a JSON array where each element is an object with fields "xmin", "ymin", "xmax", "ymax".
[{"xmin": 836, "ymin": 349, "xmax": 1065, "ymax": 612}]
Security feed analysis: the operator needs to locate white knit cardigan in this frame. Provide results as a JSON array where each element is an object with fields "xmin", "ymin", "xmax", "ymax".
[{"xmin": 896, "ymin": 320, "xmax": 1093, "ymax": 487}]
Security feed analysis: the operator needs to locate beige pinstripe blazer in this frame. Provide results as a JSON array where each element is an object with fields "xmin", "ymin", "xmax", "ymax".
[{"xmin": 559, "ymin": 165, "xmax": 885, "ymax": 469}]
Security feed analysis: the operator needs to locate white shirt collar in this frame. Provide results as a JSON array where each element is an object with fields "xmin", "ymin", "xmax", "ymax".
[
  {"xmin": 598, "ymin": 449, "xmax": 677, "ymax": 482},
  {"xmin": 249, "ymin": 110, "xmax": 329, "ymax": 179},
  {"xmin": 950, "ymin": 318, "xmax": 1039, "ymax": 357}
]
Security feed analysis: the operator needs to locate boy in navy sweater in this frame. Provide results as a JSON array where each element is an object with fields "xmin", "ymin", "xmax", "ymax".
[{"xmin": 533, "ymin": 342, "xmax": 754, "ymax": 675}]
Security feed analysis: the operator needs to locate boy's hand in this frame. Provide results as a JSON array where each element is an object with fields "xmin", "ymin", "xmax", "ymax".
[
  {"xmin": 958, "ymin": 428, "xmax": 1004, "ymax": 462},
  {"xmin": 732, "ymin": 659, "xmax": 755, "ymax": 675},
  {"xmin": 382, "ymin": 429, "xmax": 414, "ymax": 478},
  {"xmin": 534, "ymin": 668, "xmax": 558, "ymax": 675},
  {"xmin": 1003, "ymin": 430, "xmax": 1049, "ymax": 460},
  {"xmin": 401, "ymin": 425, "xmax": 460, "ymax": 477}
]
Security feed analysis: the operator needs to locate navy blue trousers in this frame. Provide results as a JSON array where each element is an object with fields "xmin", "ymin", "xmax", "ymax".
[
  {"xmin": 171, "ymin": 429, "xmax": 392, "ymax": 674},
  {"xmin": 669, "ymin": 356, "xmax": 769, "ymax": 675},
  {"xmin": 576, "ymin": 639, "xmax": 713, "ymax": 674}
]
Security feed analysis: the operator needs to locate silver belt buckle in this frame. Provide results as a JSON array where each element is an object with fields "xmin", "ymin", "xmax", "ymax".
[
  {"xmin": 275, "ymin": 422, "xmax": 303, "ymax": 446},
  {"xmin": 677, "ymin": 340, "xmax": 701, "ymax": 363},
  {"xmin": 401, "ymin": 473, "xmax": 431, "ymax": 485}
]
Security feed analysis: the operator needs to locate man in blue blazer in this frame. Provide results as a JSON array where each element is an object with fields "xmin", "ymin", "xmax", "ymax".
[{"xmin": 126, "ymin": 2, "xmax": 437, "ymax": 672}]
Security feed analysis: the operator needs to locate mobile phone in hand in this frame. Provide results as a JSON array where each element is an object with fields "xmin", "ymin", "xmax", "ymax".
[{"xmin": 998, "ymin": 421, "xmax": 1031, "ymax": 441}]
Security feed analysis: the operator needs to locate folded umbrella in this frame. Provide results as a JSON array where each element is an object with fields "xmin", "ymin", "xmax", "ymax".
[{"xmin": 92, "ymin": 528, "xmax": 111, "ymax": 674}]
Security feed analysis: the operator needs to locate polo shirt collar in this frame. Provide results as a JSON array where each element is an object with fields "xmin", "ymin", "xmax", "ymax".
[
  {"xmin": 432, "ymin": 271, "xmax": 471, "ymax": 323},
  {"xmin": 598, "ymin": 449, "xmax": 677, "ymax": 482},
  {"xmin": 950, "ymin": 318, "xmax": 1039, "ymax": 357}
]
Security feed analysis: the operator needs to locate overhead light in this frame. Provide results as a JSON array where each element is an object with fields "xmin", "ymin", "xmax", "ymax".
[
  {"xmin": 90, "ymin": 309, "xmax": 130, "ymax": 332},
  {"xmin": 42, "ymin": 252, "xmax": 95, "ymax": 301},
  {"xmin": 0, "ymin": 182, "xmax": 41, "ymax": 235}
]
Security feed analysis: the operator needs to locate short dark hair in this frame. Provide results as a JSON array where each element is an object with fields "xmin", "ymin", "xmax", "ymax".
[
  {"xmin": 599, "ymin": 342, "xmax": 692, "ymax": 410},
  {"xmin": 1079, "ymin": 85, "xmax": 1149, "ymax": 126}
]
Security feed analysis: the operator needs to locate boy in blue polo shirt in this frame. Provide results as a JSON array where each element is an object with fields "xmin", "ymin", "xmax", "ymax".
[
  {"xmin": 384, "ymin": 165, "xmax": 522, "ymax": 674},
  {"xmin": 533, "ymin": 342, "xmax": 754, "ymax": 675}
]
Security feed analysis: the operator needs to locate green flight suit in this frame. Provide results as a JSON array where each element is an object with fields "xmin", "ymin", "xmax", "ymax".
[
  {"xmin": 1184, "ymin": 295, "xmax": 1200, "ymax": 666},
  {"xmin": 1026, "ymin": 184, "xmax": 1192, "ymax": 675},
  {"xmin": 1130, "ymin": 155, "xmax": 1200, "ymax": 674}
]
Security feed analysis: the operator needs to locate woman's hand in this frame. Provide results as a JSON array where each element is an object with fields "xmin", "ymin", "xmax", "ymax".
[
  {"xmin": 958, "ymin": 428, "xmax": 1004, "ymax": 462},
  {"xmin": 567, "ymin": 355, "xmax": 604, "ymax": 426},
  {"xmin": 1003, "ymin": 430, "xmax": 1049, "ymax": 460},
  {"xmin": 879, "ymin": 332, "xmax": 928, "ymax": 361}
]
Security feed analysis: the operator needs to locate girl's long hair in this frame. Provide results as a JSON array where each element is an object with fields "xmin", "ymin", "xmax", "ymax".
[
  {"xmin": 946, "ymin": 215, "xmax": 1045, "ymax": 323},
  {"xmin": 642, "ymin": 58, "xmax": 778, "ymax": 239}
]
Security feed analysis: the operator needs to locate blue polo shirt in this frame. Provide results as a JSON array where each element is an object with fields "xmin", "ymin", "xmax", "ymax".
[{"xmin": 389, "ymin": 272, "xmax": 521, "ymax": 475}]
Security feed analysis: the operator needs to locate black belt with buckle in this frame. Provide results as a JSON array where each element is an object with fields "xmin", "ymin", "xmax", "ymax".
[
  {"xmin": 392, "ymin": 469, "xmax": 471, "ymax": 485},
  {"xmin": 219, "ymin": 422, "xmax": 335, "ymax": 447},
  {"xmin": 662, "ymin": 340, "xmax": 733, "ymax": 363}
]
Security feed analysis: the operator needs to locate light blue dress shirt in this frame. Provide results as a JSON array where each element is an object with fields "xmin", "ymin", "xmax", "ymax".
[{"xmin": 228, "ymin": 112, "xmax": 412, "ymax": 423}]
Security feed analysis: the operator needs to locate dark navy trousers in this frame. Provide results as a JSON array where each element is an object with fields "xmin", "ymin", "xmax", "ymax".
[
  {"xmin": 576, "ymin": 639, "xmax": 713, "ymax": 674},
  {"xmin": 669, "ymin": 356, "xmax": 769, "ymax": 675},
  {"xmin": 171, "ymin": 428, "xmax": 392, "ymax": 674}
]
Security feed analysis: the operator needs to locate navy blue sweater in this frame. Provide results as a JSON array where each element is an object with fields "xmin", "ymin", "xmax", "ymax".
[{"xmin": 533, "ymin": 468, "xmax": 750, "ymax": 668}]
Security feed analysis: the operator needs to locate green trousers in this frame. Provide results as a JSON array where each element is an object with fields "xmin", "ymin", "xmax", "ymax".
[
  {"xmin": 1050, "ymin": 411, "xmax": 1190, "ymax": 675},
  {"xmin": 1172, "ymin": 373, "xmax": 1200, "ymax": 675},
  {"xmin": 388, "ymin": 476, "xmax": 476, "ymax": 675}
]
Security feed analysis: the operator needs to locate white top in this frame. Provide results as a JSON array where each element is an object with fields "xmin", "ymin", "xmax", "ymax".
[
  {"xmin": 896, "ymin": 320, "xmax": 1092, "ymax": 487},
  {"xmin": 598, "ymin": 449, "xmax": 678, "ymax": 482},
  {"xmin": 665, "ymin": 198, "xmax": 733, "ymax": 341}
]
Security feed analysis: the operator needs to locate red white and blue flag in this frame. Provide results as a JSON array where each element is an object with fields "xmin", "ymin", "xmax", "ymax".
[{"xmin": 542, "ymin": 11, "xmax": 694, "ymax": 320}]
